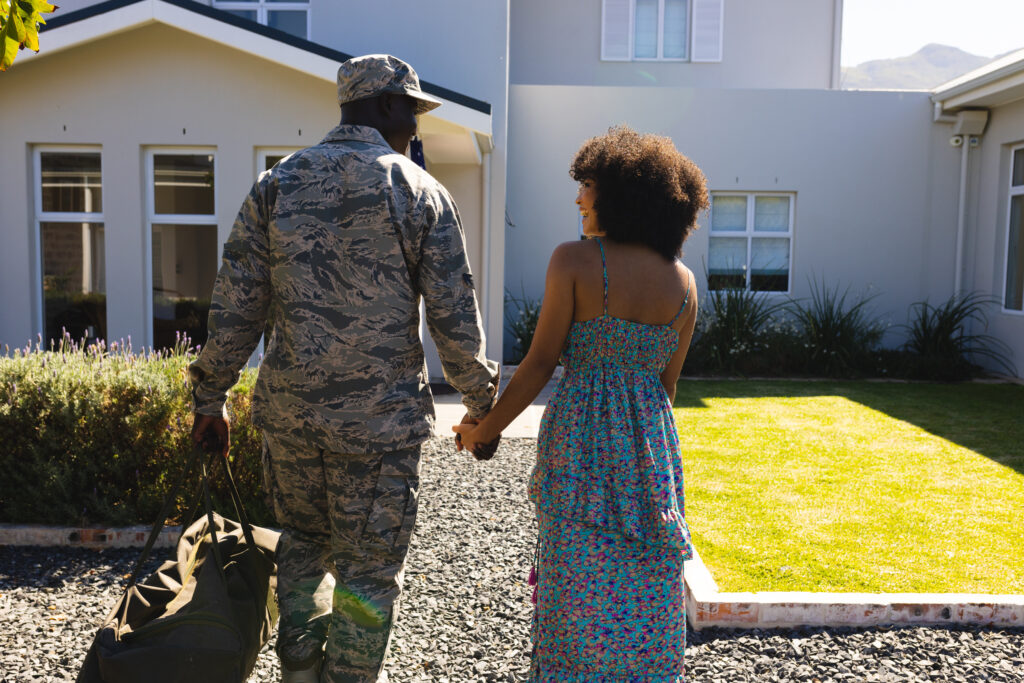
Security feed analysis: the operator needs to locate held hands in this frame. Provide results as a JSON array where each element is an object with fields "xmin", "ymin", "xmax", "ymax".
[
  {"xmin": 191, "ymin": 413, "xmax": 231, "ymax": 458},
  {"xmin": 453, "ymin": 414, "xmax": 501, "ymax": 461}
]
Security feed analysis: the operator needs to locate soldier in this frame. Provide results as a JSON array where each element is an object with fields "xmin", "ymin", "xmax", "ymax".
[{"xmin": 189, "ymin": 54, "xmax": 501, "ymax": 683}]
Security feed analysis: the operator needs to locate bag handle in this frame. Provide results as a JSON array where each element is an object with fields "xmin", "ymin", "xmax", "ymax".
[
  {"xmin": 126, "ymin": 446, "xmax": 203, "ymax": 586},
  {"xmin": 127, "ymin": 445, "xmax": 261, "ymax": 587}
]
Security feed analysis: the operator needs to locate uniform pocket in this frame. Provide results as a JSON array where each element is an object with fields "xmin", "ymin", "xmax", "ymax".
[{"xmin": 364, "ymin": 475, "xmax": 419, "ymax": 556}]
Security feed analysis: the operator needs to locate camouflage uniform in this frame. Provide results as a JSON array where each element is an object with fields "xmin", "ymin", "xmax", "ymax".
[{"xmin": 190, "ymin": 55, "xmax": 499, "ymax": 682}]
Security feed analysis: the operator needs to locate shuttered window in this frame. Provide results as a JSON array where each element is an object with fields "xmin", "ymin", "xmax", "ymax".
[{"xmin": 601, "ymin": 0, "xmax": 722, "ymax": 62}]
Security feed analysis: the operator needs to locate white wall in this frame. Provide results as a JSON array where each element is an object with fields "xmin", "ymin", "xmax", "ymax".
[
  {"xmin": 510, "ymin": 0, "xmax": 838, "ymax": 89},
  {"xmin": 963, "ymin": 97, "xmax": 1024, "ymax": 375},
  {"xmin": 505, "ymin": 86, "xmax": 961, "ymax": 357}
]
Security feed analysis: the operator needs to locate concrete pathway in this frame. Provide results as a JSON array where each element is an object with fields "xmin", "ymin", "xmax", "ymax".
[{"xmin": 431, "ymin": 366, "xmax": 558, "ymax": 439}]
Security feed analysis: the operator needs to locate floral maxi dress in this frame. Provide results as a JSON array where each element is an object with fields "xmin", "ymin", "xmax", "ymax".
[{"xmin": 528, "ymin": 237, "xmax": 694, "ymax": 682}]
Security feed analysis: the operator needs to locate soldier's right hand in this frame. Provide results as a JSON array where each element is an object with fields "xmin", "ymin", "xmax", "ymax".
[{"xmin": 191, "ymin": 413, "xmax": 231, "ymax": 458}]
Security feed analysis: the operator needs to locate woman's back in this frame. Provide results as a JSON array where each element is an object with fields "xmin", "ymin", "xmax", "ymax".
[{"xmin": 570, "ymin": 238, "xmax": 692, "ymax": 329}]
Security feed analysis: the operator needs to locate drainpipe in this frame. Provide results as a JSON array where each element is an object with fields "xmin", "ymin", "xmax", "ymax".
[
  {"xmin": 953, "ymin": 140, "xmax": 971, "ymax": 297},
  {"xmin": 949, "ymin": 109, "xmax": 989, "ymax": 298},
  {"xmin": 831, "ymin": 0, "xmax": 843, "ymax": 89},
  {"xmin": 480, "ymin": 141, "xmax": 493, "ymax": 344}
]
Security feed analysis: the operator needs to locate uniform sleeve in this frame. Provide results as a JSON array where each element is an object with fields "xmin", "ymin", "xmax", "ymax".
[
  {"xmin": 415, "ymin": 186, "xmax": 499, "ymax": 419},
  {"xmin": 188, "ymin": 177, "xmax": 272, "ymax": 416}
]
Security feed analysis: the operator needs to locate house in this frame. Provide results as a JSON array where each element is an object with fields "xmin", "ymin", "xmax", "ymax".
[
  {"xmin": 2, "ymin": 0, "xmax": 1021, "ymax": 377},
  {"xmin": 0, "ymin": 0, "xmax": 508, "ymax": 375}
]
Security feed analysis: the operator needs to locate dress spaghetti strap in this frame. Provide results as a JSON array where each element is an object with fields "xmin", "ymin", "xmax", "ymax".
[
  {"xmin": 667, "ymin": 267, "xmax": 692, "ymax": 327},
  {"xmin": 594, "ymin": 237, "xmax": 609, "ymax": 315}
]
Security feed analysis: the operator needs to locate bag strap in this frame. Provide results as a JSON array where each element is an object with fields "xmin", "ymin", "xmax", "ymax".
[
  {"xmin": 128, "ymin": 445, "xmax": 261, "ymax": 587},
  {"xmin": 126, "ymin": 446, "xmax": 203, "ymax": 587}
]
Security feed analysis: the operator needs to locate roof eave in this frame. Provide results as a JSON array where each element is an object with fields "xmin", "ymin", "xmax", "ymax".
[
  {"xmin": 26, "ymin": 0, "xmax": 492, "ymax": 135},
  {"xmin": 932, "ymin": 46, "xmax": 1024, "ymax": 113}
]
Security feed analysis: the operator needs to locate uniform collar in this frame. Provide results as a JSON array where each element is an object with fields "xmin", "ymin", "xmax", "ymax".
[{"xmin": 321, "ymin": 124, "xmax": 394, "ymax": 150}]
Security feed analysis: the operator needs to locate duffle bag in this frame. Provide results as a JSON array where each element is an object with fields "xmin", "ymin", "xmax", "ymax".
[{"xmin": 77, "ymin": 446, "xmax": 280, "ymax": 683}]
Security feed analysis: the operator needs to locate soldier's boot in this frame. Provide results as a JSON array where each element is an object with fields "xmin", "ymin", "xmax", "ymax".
[{"xmin": 280, "ymin": 658, "xmax": 321, "ymax": 683}]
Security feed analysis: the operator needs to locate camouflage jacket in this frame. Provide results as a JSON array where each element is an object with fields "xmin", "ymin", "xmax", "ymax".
[{"xmin": 190, "ymin": 124, "xmax": 499, "ymax": 453}]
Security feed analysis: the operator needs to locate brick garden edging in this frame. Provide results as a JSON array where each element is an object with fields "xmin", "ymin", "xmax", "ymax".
[
  {"xmin": 0, "ymin": 523, "xmax": 182, "ymax": 549},
  {"xmin": 683, "ymin": 545, "xmax": 1024, "ymax": 630}
]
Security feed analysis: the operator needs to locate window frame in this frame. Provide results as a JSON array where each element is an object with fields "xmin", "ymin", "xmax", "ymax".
[
  {"xmin": 144, "ymin": 147, "xmax": 219, "ymax": 348},
  {"xmin": 602, "ymin": 0, "xmax": 691, "ymax": 62},
  {"xmin": 32, "ymin": 145, "xmax": 105, "ymax": 344},
  {"xmin": 707, "ymin": 191, "xmax": 795, "ymax": 294},
  {"xmin": 212, "ymin": 0, "xmax": 311, "ymax": 39},
  {"xmin": 1002, "ymin": 143, "xmax": 1024, "ymax": 315},
  {"xmin": 256, "ymin": 147, "xmax": 300, "ymax": 175}
]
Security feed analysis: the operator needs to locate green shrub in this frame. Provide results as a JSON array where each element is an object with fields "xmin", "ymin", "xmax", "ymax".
[
  {"xmin": 0, "ymin": 334, "xmax": 271, "ymax": 527},
  {"xmin": 786, "ymin": 279, "xmax": 884, "ymax": 377},
  {"xmin": 902, "ymin": 292, "xmax": 1017, "ymax": 381},
  {"xmin": 685, "ymin": 287, "xmax": 793, "ymax": 376},
  {"xmin": 504, "ymin": 287, "xmax": 542, "ymax": 364}
]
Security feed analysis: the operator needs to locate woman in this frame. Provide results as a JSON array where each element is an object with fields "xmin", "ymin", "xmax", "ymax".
[{"xmin": 454, "ymin": 125, "xmax": 708, "ymax": 681}]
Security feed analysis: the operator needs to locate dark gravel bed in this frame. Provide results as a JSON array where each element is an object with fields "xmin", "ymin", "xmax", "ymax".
[{"xmin": 2, "ymin": 437, "xmax": 1022, "ymax": 682}]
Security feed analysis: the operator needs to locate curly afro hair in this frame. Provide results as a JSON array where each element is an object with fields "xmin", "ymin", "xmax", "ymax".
[{"xmin": 569, "ymin": 125, "xmax": 709, "ymax": 260}]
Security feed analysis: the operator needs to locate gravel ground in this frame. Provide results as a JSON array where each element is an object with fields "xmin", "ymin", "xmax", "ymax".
[{"xmin": 2, "ymin": 437, "xmax": 1023, "ymax": 682}]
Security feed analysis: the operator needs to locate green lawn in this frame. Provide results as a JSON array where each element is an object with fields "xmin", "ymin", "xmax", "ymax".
[{"xmin": 673, "ymin": 380, "xmax": 1024, "ymax": 594}]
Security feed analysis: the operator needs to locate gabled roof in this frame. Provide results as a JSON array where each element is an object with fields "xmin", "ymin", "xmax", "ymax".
[
  {"xmin": 932, "ymin": 46, "xmax": 1024, "ymax": 113},
  {"xmin": 30, "ymin": 0, "xmax": 491, "ymax": 134}
]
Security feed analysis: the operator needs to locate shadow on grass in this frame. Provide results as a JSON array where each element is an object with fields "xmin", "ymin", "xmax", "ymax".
[{"xmin": 673, "ymin": 379, "xmax": 1024, "ymax": 477}]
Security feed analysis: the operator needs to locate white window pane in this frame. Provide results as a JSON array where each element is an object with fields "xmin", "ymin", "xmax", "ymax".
[
  {"xmin": 751, "ymin": 237, "xmax": 790, "ymax": 292},
  {"xmin": 634, "ymin": 0, "xmax": 658, "ymax": 58},
  {"xmin": 663, "ymin": 0, "xmax": 688, "ymax": 59},
  {"xmin": 267, "ymin": 10, "xmax": 306, "ymax": 38},
  {"xmin": 754, "ymin": 196, "xmax": 790, "ymax": 232},
  {"xmin": 751, "ymin": 238, "xmax": 789, "ymax": 273},
  {"xmin": 222, "ymin": 9, "xmax": 257, "ymax": 21},
  {"xmin": 1013, "ymin": 149, "xmax": 1024, "ymax": 188},
  {"xmin": 41, "ymin": 222, "xmax": 106, "ymax": 344},
  {"xmin": 708, "ymin": 236, "xmax": 747, "ymax": 273},
  {"xmin": 711, "ymin": 196, "xmax": 747, "ymax": 231},
  {"xmin": 152, "ymin": 224, "xmax": 218, "ymax": 350},
  {"xmin": 708, "ymin": 236, "xmax": 747, "ymax": 290},
  {"xmin": 154, "ymin": 154, "xmax": 214, "ymax": 215},
  {"xmin": 41, "ymin": 152, "xmax": 102, "ymax": 213},
  {"xmin": 1006, "ymin": 195, "xmax": 1024, "ymax": 310}
]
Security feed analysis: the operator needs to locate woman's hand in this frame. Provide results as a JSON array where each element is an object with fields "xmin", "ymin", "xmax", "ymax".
[{"xmin": 452, "ymin": 422, "xmax": 489, "ymax": 455}]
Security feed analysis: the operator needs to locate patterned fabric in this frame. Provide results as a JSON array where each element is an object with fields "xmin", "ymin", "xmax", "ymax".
[
  {"xmin": 531, "ymin": 512, "xmax": 686, "ymax": 682},
  {"xmin": 263, "ymin": 431, "xmax": 421, "ymax": 681},
  {"xmin": 528, "ymin": 237, "xmax": 693, "ymax": 681},
  {"xmin": 336, "ymin": 54, "xmax": 442, "ymax": 114},
  {"xmin": 190, "ymin": 124, "xmax": 499, "ymax": 453}
]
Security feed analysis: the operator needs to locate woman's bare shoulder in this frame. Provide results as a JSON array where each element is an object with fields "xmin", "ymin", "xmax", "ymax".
[{"xmin": 549, "ymin": 239, "xmax": 600, "ymax": 271}]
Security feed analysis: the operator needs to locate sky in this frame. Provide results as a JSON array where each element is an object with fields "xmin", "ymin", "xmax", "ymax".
[{"xmin": 841, "ymin": 0, "xmax": 1024, "ymax": 66}]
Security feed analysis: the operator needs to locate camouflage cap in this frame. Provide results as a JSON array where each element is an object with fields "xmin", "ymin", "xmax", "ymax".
[{"xmin": 337, "ymin": 54, "xmax": 443, "ymax": 115}]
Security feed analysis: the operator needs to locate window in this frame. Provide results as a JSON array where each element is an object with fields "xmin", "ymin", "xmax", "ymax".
[
  {"xmin": 601, "ymin": 0, "xmax": 722, "ymax": 62},
  {"xmin": 1005, "ymin": 145, "xmax": 1024, "ymax": 312},
  {"xmin": 146, "ymin": 150, "xmax": 219, "ymax": 351},
  {"xmin": 213, "ymin": 0, "xmax": 309, "ymax": 39},
  {"xmin": 34, "ymin": 149, "xmax": 106, "ymax": 346},
  {"xmin": 707, "ymin": 193, "xmax": 793, "ymax": 292},
  {"xmin": 257, "ymin": 148, "xmax": 298, "ymax": 173}
]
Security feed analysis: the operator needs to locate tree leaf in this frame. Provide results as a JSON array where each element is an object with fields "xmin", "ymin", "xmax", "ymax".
[
  {"xmin": 9, "ymin": 2, "xmax": 26, "ymax": 44},
  {"xmin": 26, "ymin": 0, "xmax": 57, "ymax": 13},
  {"xmin": 1, "ymin": 21, "xmax": 20, "ymax": 71}
]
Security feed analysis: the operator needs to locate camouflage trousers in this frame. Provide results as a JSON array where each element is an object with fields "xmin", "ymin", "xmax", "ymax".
[{"xmin": 261, "ymin": 431, "xmax": 421, "ymax": 683}]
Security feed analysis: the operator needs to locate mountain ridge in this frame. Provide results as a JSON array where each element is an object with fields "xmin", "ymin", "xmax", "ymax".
[{"xmin": 841, "ymin": 44, "xmax": 1002, "ymax": 91}]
